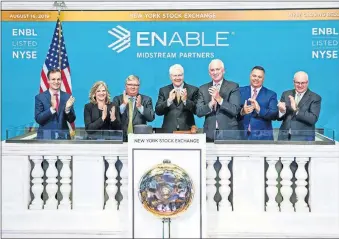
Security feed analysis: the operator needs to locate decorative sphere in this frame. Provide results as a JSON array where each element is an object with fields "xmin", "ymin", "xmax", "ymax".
[{"xmin": 138, "ymin": 159, "xmax": 194, "ymax": 218}]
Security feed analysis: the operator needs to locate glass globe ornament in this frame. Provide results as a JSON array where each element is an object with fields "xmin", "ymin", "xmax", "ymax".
[{"xmin": 138, "ymin": 159, "xmax": 194, "ymax": 218}]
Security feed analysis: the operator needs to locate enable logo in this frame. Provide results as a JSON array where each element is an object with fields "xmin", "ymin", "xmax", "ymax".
[{"xmin": 108, "ymin": 25, "xmax": 131, "ymax": 53}]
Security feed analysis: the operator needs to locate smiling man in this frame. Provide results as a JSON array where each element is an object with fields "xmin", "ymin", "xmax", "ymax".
[
  {"xmin": 196, "ymin": 59, "xmax": 241, "ymax": 141},
  {"xmin": 238, "ymin": 66, "xmax": 278, "ymax": 140},
  {"xmin": 155, "ymin": 64, "xmax": 199, "ymax": 133},
  {"xmin": 113, "ymin": 75, "xmax": 155, "ymax": 140},
  {"xmin": 277, "ymin": 71, "xmax": 322, "ymax": 141},
  {"xmin": 34, "ymin": 69, "xmax": 76, "ymax": 140}
]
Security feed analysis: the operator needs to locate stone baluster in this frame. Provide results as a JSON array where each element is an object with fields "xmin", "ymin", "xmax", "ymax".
[
  {"xmin": 58, "ymin": 156, "xmax": 72, "ymax": 209},
  {"xmin": 206, "ymin": 156, "xmax": 217, "ymax": 211},
  {"xmin": 265, "ymin": 157, "xmax": 279, "ymax": 212},
  {"xmin": 280, "ymin": 157, "xmax": 294, "ymax": 212},
  {"xmin": 295, "ymin": 157, "xmax": 310, "ymax": 212},
  {"xmin": 218, "ymin": 156, "xmax": 232, "ymax": 212},
  {"xmin": 119, "ymin": 156, "xmax": 128, "ymax": 212},
  {"xmin": 29, "ymin": 156, "xmax": 44, "ymax": 210},
  {"xmin": 44, "ymin": 156, "xmax": 58, "ymax": 209},
  {"xmin": 104, "ymin": 156, "xmax": 119, "ymax": 210}
]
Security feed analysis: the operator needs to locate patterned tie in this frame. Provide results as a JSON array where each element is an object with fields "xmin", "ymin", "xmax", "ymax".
[
  {"xmin": 127, "ymin": 98, "xmax": 134, "ymax": 134},
  {"xmin": 248, "ymin": 89, "xmax": 258, "ymax": 132},
  {"xmin": 54, "ymin": 93, "xmax": 59, "ymax": 113},
  {"xmin": 252, "ymin": 88, "xmax": 258, "ymax": 99},
  {"xmin": 295, "ymin": 93, "xmax": 301, "ymax": 106},
  {"xmin": 176, "ymin": 89, "xmax": 181, "ymax": 104}
]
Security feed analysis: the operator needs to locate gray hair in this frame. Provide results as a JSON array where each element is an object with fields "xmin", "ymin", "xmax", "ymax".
[
  {"xmin": 169, "ymin": 64, "xmax": 184, "ymax": 75},
  {"xmin": 125, "ymin": 75, "xmax": 140, "ymax": 84},
  {"xmin": 208, "ymin": 59, "xmax": 225, "ymax": 70},
  {"xmin": 294, "ymin": 71, "xmax": 309, "ymax": 81}
]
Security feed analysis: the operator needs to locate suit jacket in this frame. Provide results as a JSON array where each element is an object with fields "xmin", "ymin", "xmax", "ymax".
[
  {"xmin": 239, "ymin": 86, "xmax": 278, "ymax": 140},
  {"xmin": 35, "ymin": 90, "xmax": 76, "ymax": 140},
  {"xmin": 196, "ymin": 79, "xmax": 241, "ymax": 141},
  {"xmin": 113, "ymin": 94, "xmax": 155, "ymax": 140},
  {"xmin": 83, "ymin": 102, "xmax": 122, "ymax": 139},
  {"xmin": 155, "ymin": 82, "xmax": 199, "ymax": 133},
  {"xmin": 277, "ymin": 89, "xmax": 321, "ymax": 141}
]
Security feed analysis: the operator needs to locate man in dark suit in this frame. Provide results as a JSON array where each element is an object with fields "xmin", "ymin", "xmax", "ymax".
[
  {"xmin": 155, "ymin": 64, "xmax": 199, "ymax": 133},
  {"xmin": 113, "ymin": 75, "xmax": 155, "ymax": 141},
  {"xmin": 238, "ymin": 66, "xmax": 278, "ymax": 140},
  {"xmin": 196, "ymin": 59, "xmax": 241, "ymax": 142},
  {"xmin": 34, "ymin": 69, "xmax": 76, "ymax": 140},
  {"xmin": 277, "ymin": 71, "xmax": 321, "ymax": 141}
]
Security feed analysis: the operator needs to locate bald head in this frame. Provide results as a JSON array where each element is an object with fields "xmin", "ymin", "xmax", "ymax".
[{"xmin": 293, "ymin": 71, "xmax": 309, "ymax": 93}]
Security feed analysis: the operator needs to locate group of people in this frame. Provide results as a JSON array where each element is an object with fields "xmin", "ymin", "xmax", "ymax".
[{"xmin": 34, "ymin": 59, "xmax": 322, "ymax": 141}]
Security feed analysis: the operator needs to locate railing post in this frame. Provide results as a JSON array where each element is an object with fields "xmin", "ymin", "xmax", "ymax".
[
  {"xmin": 218, "ymin": 156, "xmax": 232, "ymax": 212},
  {"xmin": 265, "ymin": 157, "xmax": 279, "ymax": 212},
  {"xmin": 295, "ymin": 157, "xmax": 310, "ymax": 212},
  {"xmin": 280, "ymin": 157, "xmax": 294, "ymax": 212},
  {"xmin": 206, "ymin": 156, "xmax": 217, "ymax": 211},
  {"xmin": 44, "ymin": 156, "xmax": 58, "ymax": 209},
  {"xmin": 104, "ymin": 156, "xmax": 119, "ymax": 210},
  {"xmin": 58, "ymin": 156, "xmax": 72, "ymax": 210},
  {"xmin": 29, "ymin": 156, "xmax": 44, "ymax": 210}
]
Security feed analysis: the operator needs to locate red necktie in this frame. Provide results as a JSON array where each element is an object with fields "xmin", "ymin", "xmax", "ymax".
[{"xmin": 54, "ymin": 93, "xmax": 59, "ymax": 113}]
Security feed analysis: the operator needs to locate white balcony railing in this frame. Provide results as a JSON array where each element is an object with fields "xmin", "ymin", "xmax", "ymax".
[{"xmin": 2, "ymin": 139, "xmax": 339, "ymax": 238}]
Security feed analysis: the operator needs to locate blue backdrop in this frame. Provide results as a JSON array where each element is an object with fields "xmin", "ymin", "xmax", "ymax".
[{"xmin": 2, "ymin": 19, "xmax": 339, "ymax": 139}]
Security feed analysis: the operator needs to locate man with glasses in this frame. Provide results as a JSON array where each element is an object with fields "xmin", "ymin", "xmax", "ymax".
[
  {"xmin": 196, "ymin": 59, "xmax": 241, "ymax": 142},
  {"xmin": 277, "ymin": 71, "xmax": 322, "ymax": 141},
  {"xmin": 113, "ymin": 75, "xmax": 155, "ymax": 141},
  {"xmin": 155, "ymin": 64, "xmax": 199, "ymax": 133}
]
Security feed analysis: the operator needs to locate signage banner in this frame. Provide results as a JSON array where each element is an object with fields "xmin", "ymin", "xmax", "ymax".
[{"xmin": 2, "ymin": 9, "xmax": 339, "ymax": 139}]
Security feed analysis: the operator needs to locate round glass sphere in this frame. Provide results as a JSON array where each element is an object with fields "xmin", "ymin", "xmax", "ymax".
[{"xmin": 138, "ymin": 159, "xmax": 194, "ymax": 218}]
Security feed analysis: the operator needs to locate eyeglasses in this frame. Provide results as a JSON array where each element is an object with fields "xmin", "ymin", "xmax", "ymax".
[
  {"xmin": 171, "ymin": 74, "xmax": 183, "ymax": 77},
  {"xmin": 126, "ymin": 84, "xmax": 140, "ymax": 87},
  {"xmin": 294, "ymin": 81, "xmax": 308, "ymax": 86}
]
